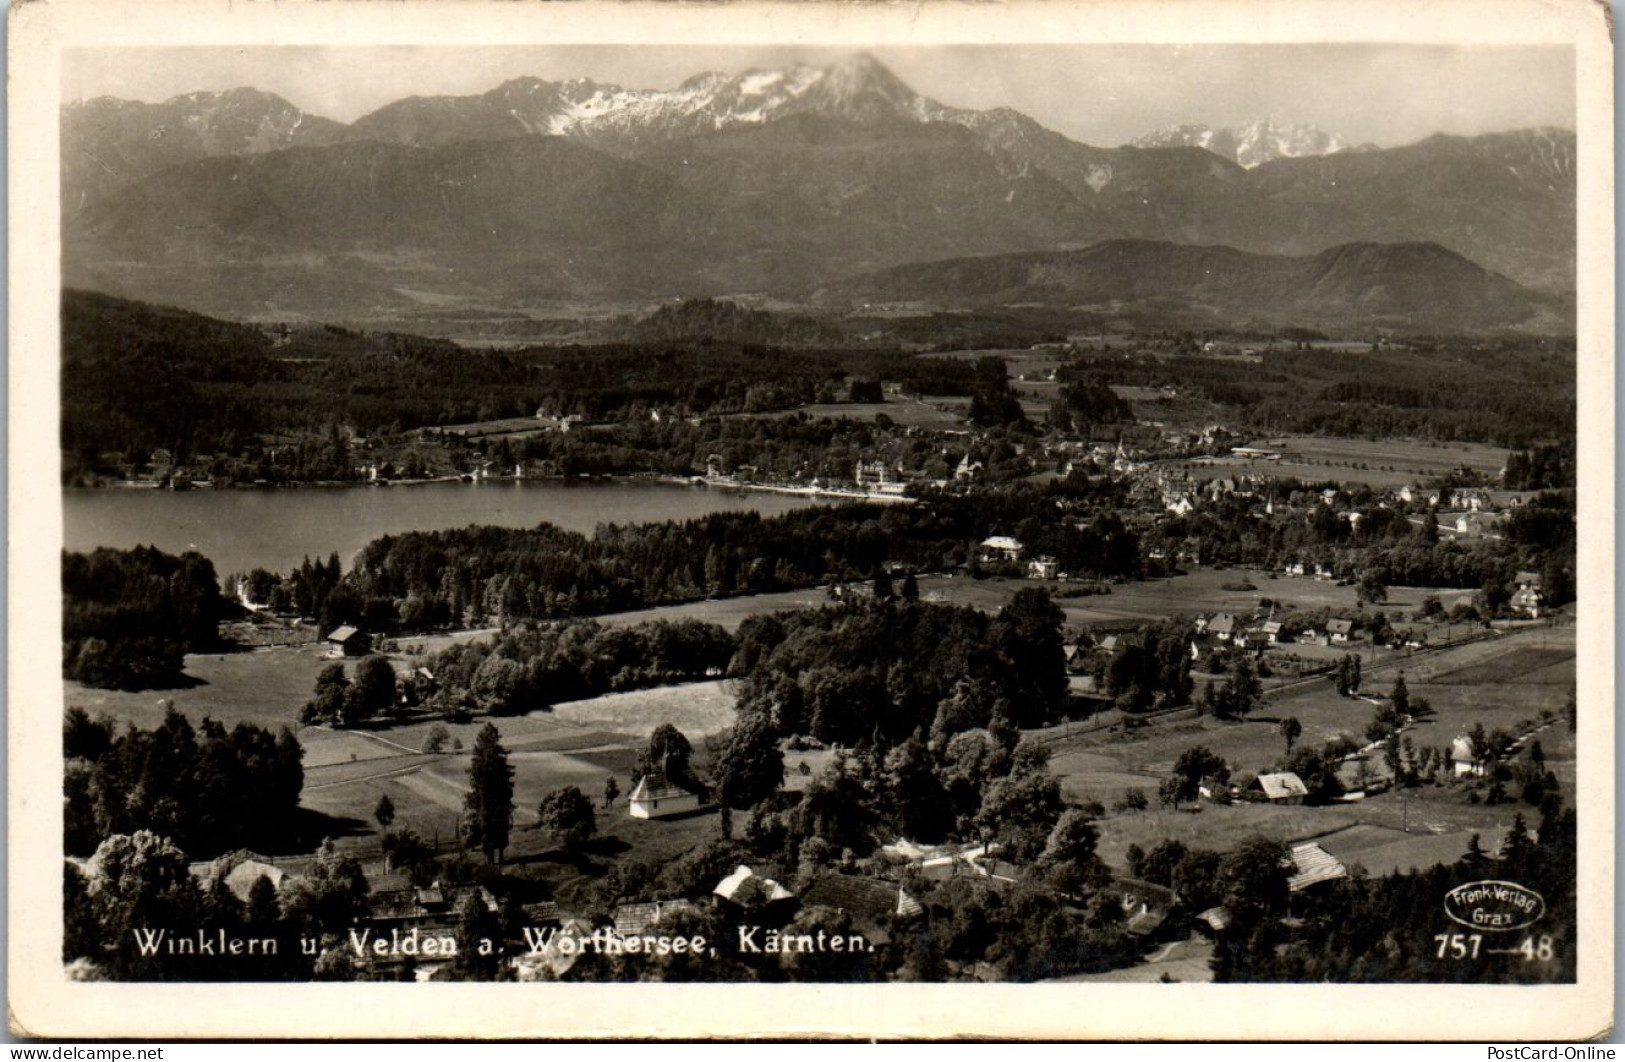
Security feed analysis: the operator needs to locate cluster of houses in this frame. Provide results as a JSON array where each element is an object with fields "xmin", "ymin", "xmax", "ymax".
[
  {"xmin": 514, "ymin": 861, "xmax": 929, "ymax": 981},
  {"xmin": 1190, "ymin": 611, "xmax": 1363, "ymax": 654}
]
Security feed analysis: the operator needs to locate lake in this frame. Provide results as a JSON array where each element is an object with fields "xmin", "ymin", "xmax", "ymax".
[{"xmin": 64, "ymin": 480, "xmax": 829, "ymax": 578}]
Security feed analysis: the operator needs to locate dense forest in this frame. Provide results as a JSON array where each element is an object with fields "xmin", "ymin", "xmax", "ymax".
[
  {"xmin": 721, "ymin": 591, "xmax": 1070, "ymax": 774},
  {"xmin": 62, "ymin": 546, "xmax": 226, "ymax": 689},
  {"xmin": 1058, "ymin": 338, "xmax": 1575, "ymax": 448},
  {"xmin": 335, "ymin": 487, "xmax": 1140, "ymax": 633},
  {"xmin": 64, "ymin": 706, "xmax": 304, "ymax": 860}
]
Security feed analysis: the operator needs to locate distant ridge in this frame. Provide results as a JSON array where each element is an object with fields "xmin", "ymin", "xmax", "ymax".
[
  {"xmin": 62, "ymin": 55, "xmax": 1577, "ymax": 317},
  {"xmin": 817, "ymin": 239, "xmax": 1565, "ymax": 331}
]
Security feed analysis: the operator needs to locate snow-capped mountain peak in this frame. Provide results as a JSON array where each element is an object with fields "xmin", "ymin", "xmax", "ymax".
[
  {"xmin": 1133, "ymin": 118, "xmax": 1349, "ymax": 167},
  {"xmin": 343, "ymin": 54, "xmax": 950, "ymax": 148}
]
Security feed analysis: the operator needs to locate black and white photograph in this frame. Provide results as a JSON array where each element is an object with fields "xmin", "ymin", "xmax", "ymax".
[{"xmin": 10, "ymin": 0, "xmax": 1614, "ymax": 1041}]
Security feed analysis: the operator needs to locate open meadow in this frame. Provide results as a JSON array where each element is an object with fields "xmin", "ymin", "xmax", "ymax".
[
  {"xmin": 296, "ymin": 678, "xmax": 739, "ymax": 867},
  {"xmin": 1163, "ymin": 436, "xmax": 1511, "ymax": 489},
  {"xmin": 1052, "ymin": 623, "xmax": 1574, "ymax": 876},
  {"xmin": 63, "ymin": 643, "xmax": 336, "ymax": 731},
  {"xmin": 928, "ymin": 569, "xmax": 1474, "ymax": 629}
]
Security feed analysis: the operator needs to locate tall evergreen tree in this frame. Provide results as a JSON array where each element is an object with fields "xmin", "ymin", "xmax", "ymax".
[
  {"xmin": 464, "ymin": 723, "xmax": 514, "ymax": 864},
  {"xmin": 1390, "ymin": 673, "xmax": 1410, "ymax": 716}
]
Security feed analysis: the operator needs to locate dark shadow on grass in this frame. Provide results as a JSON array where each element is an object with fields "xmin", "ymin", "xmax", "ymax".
[
  {"xmin": 644, "ymin": 805, "xmax": 719, "ymax": 823},
  {"xmin": 270, "ymin": 808, "xmax": 371, "ymax": 853},
  {"xmin": 580, "ymin": 835, "xmax": 631, "ymax": 858},
  {"xmin": 503, "ymin": 848, "xmax": 609, "ymax": 877},
  {"xmin": 95, "ymin": 671, "xmax": 211, "ymax": 692}
]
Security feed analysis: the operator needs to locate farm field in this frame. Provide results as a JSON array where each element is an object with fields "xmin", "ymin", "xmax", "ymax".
[
  {"xmin": 1090, "ymin": 626, "xmax": 1571, "ymax": 778},
  {"xmin": 1165, "ymin": 436, "xmax": 1511, "ymax": 489},
  {"xmin": 549, "ymin": 680, "xmax": 739, "ymax": 739},
  {"xmin": 1263, "ymin": 435, "xmax": 1511, "ymax": 477},
  {"xmin": 433, "ymin": 415, "xmax": 553, "ymax": 439},
  {"xmin": 934, "ymin": 569, "xmax": 1471, "ymax": 628},
  {"xmin": 1054, "ymin": 624, "xmax": 1574, "ymax": 875},
  {"xmin": 1088, "ymin": 790, "xmax": 1523, "ymax": 874},
  {"xmin": 1312, "ymin": 822, "xmax": 1513, "ymax": 878},
  {"xmin": 1429, "ymin": 647, "xmax": 1574, "ymax": 686},
  {"xmin": 393, "ymin": 588, "xmax": 840, "ymax": 653},
  {"xmin": 589, "ymin": 587, "xmax": 838, "ymax": 632},
  {"xmin": 297, "ymin": 680, "xmax": 739, "ymax": 864}
]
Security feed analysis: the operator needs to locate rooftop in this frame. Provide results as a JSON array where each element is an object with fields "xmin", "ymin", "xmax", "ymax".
[
  {"xmin": 1287, "ymin": 842, "xmax": 1348, "ymax": 893},
  {"xmin": 802, "ymin": 874, "xmax": 922, "ymax": 921}
]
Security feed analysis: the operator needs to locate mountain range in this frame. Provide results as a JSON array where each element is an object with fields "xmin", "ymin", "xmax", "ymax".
[
  {"xmin": 1132, "ymin": 119, "xmax": 1362, "ymax": 169},
  {"xmin": 62, "ymin": 54, "xmax": 1576, "ymax": 326},
  {"xmin": 817, "ymin": 239, "xmax": 1565, "ymax": 331}
]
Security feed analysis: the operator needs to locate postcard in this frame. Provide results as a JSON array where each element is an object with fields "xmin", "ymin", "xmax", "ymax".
[{"xmin": 9, "ymin": 0, "xmax": 1613, "ymax": 1040}]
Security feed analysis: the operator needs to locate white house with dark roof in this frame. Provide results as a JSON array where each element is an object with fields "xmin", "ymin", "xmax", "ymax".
[
  {"xmin": 628, "ymin": 769, "xmax": 707, "ymax": 819},
  {"xmin": 1026, "ymin": 556, "xmax": 1059, "ymax": 580}
]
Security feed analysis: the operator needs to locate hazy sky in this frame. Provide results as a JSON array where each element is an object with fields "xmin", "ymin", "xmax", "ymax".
[{"xmin": 64, "ymin": 45, "xmax": 1573, "ymax": 148}]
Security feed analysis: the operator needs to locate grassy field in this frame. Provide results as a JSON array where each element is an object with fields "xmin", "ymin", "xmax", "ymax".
[
  {"xmin": 592, "ymin": 588, "xmax": 839, "ymax": 633},
  {"xmin": 550, "ymin": 680, "xmax": 739, "ymax": 739},
  {"xmin": 1164, "ymin": 436, "xmax": 1512, "ymax": 490},
  {"xmin": 295, "ymin": 677, "xmax": 739, "ymax": 865},
  {"xmin": 1429, "ymin": 647, "xmax": 1575, "ymax": 686},
  {"xmin": 1264, "ymin": 435, "xmax": 1511, "ymax": 477},
  {"xmin": 1056, "ymin": 625, "xmax": 1575, "ymax": 875},
  {"xmin": 64, "ymin": 643, "xmax": 337, "ymax": 732},
  {"xmin": 1311, "ymin": 822, "xmax": 1512, "ymax": 878},
  {"xmin": 1089, "ymin": 791, "xmax": 1522, "ymax": 874},
  {"xmin": 923, "ymin": 568, "xmax": 1469, "ymax": 629}
]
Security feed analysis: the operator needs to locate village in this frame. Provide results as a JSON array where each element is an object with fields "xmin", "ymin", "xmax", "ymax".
[{"xmin": 63, "ymin": 337, "xmax": 1576, "ymax": 985}]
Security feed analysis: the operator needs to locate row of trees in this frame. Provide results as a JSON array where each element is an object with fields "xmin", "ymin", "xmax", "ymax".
[{"xmin": 64, "ymin": 706, "xmax": 304, "ymax": 860}]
